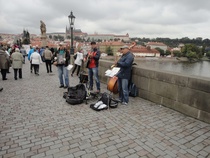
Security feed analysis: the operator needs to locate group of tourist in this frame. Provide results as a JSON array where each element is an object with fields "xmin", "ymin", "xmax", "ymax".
[{"xmin": 0, "ymin": 41, "xmax": 134, "ymax": 105}]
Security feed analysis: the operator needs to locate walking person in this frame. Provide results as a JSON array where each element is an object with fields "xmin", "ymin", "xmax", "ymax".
[
  {"xmin": 0, "ymin": 46, "xmax": 10, "ymax": 80},
  {"xmin": 28, "ymin": 46, "xmax": 35, "ymax": 73},
  {"xmin": 11, "ymin": 48, "xmax": 24, "ymax": 80},
  {"xmin": 84, "ymin": 41, "xmax": 101, "ymax": 93},
  {"xmin": 30, "ymin": 47, "xmax": 42, "ymax": 75},
  {"xmin": 71, "ymin": 48, "xmax": 83, "ymax": 77},
  {"xmin": 54, "ymin": 43, "xmax": 70, "ymax": 88},
  {"xmin": 115, "ymin": 45, "xmax": 134, "ymax": 105},
  {"xmin": 43, "ymin": 46, "xmax": 53, "ymax": 73},
  {"xmin": 20, "ymin": 46, "xmax": 27, "ymax": 64}
]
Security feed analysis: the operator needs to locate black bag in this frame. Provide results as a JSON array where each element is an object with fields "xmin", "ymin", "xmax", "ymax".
[
  {"xmin": 129, "ymin": 83, "xmax": 138, "ymax": 97},
  {"xmin": 74, "ymin": 54, "xmax": 77, "ymax": 60},
  {"xmin": 79, "ymin": 71, "xmax": 88, "ymax": 83},
  {"xmin": 65, "ymin": 84, "xmax": 87, "ymax": 105},
  {"xmin": 90, "ymin": 92, "xmax": 119, "ymax": 111}
]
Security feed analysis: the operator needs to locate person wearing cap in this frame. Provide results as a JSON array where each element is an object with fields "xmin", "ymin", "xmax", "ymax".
[
  {"xmin": 11, "ymin": 48, "xmax": 24, "ymax": 80},
  {"xmin": 84, "ymin": 41, "xmax": 101, "ymax": 93},
  {"xmin": 115, "ymin": 45, "xmax": 134, "ymax": 105},
  {"xmin": 54, "ymin": 43, "xmax": 70, "ymax": 88}
]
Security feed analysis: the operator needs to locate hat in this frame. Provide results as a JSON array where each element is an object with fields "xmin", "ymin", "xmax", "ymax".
[
  {"xmin": 120, "ymin": 45, "xmax": 129, "ymax": 49},
  {"xmin": 15, "ymin": 48, "xmax": 20, "ymax": 52},
  {"xmin": 59, "ymin": 42, "xmax": 64, "ymax": 46},
  {"xmin": 90, "ymin": 41, "xmax": 96, "ymax": 45}
]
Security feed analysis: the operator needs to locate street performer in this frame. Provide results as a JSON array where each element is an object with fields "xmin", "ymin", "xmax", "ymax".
[
  {"xmin": 114, "ymin": 45, "xmax": 134, "ymax": 105},
  {"xmin": 84, "ymin": 41, "xmax": 101, "ymax": 93}
]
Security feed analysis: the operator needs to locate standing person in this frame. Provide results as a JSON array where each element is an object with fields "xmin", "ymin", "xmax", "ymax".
[
  {"xmin": 0, "ymin": 46, "xmax": 10, "ymax": 80},
  {"xmin": 71, "ymin": 48, "xmax": 83, "ymax": 77},
  {"xmin": 115, "ymin": 45, "xmax": 134, "ymax": 105},
  {"xmin": 11, "ymin": 48, "xmax": 24, "ymax": 80},
  {"xmin": 39, "ymin": 47, "xmax": 45, "ymax": 61},
  {"xmin": 28, "ymin": 46, "xmax": 35, "ymax": 73},
  {"xmin": 54, "ymin": 43, "xmax": 70, "ymax": 88},
  {"xmin": 84, "ymin": 41, "xmax": 101, "ymax": 93},
  {"xmin": 20, "ymin": 46, "xmax": 27, "ymax": 64},
  {"xmin": 43, "ymin": 46, "xmax": 53, "ymax": 73},
  {"xmin": 30, "ymin": 47, "xmax": 42, "ymax": 75}
]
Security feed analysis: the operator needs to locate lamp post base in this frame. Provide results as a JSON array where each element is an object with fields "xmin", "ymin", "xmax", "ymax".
[{"xmin": 70, "ymin": 47, "xmax": 75, "ymax": 64}]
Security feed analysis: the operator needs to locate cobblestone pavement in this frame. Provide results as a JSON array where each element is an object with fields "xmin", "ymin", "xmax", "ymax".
[{"xmin": 0, "ymin": 61, "xmax": 210, "ymax": 158}]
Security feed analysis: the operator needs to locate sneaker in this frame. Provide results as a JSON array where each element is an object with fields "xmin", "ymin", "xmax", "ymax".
[
  {"xmin": 71, "ymin": 74, "xmax": 73, "ymax": 77},
  {"xmin": 122, "ymin": 102, "xmax": 128, "ymax": 105},
  {"xmin": 63, "ymin": 86, "xmax": 68, "ymax": 89}
]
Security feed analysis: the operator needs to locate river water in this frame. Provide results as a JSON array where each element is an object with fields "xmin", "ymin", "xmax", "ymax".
[{"xmin": 134, "ymin": 58, "xmax": 210, "ymax": 79}]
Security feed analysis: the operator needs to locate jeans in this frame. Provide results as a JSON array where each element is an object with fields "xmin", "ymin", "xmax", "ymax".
[
  {"xmin": 118, "ymin": 78, "xmax": 129, "ymax": 103},
  {"xmin": 57, "ymin": 65, "xmax": 69, "ymax": 87},
  {"xmin": 88, "ymin": 67, "xmax": 100, "ymax": 91}
]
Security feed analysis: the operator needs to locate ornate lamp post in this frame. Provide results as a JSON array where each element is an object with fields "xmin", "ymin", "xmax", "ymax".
[{"xmin": 68, "ymin": 11, "xmax": 75, "ymax": 54}]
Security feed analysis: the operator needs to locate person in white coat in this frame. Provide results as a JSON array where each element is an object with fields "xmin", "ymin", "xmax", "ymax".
[
  {"xmin": 11, "ymin": 48, "xmax": 24, "ymax": 80},
  {"xmin": 30, "ymin": 48, "xmax": 42, "ymax": 75},
  {"xmin": 71, "ymin": 49, "xmax": 84, "ymax": 77}
]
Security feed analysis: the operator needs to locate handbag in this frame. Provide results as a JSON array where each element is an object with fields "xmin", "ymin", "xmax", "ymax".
[{"xmin": 74, "ymin": 54, "xmax": 77, "ymax": 60}]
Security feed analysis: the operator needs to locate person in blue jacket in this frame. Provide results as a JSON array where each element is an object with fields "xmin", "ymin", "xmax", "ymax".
[
  {"xmin": 28, "ymin": 46, "xmax": 35, "ymax": 73},
  {"xmin": 116, "ymin": 45, "xmax": 134, "ymax": 105}
]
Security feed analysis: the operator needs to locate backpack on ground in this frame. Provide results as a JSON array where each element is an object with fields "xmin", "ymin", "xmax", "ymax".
[
  {"xmin": 129, "ymin": 82, "xmax": 138, "ymax": 97},
  {"xmin": 63, "ymin": 84, "xmax": 87, "ymax": 105}
]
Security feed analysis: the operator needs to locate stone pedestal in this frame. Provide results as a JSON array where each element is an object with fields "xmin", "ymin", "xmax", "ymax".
[{"xmin": 41, "ymin": 34, "xmax": 47, "ymax": 47}]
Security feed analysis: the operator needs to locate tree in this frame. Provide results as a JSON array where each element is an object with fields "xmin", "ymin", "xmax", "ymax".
[
  {"xmin": 155, "ymin": 47, "xmax": 164, "ymax": 56},
  {"xmin": 181, "ymin": 44, "xmax": 203, "ymax": 61},
  {"xmin": 105, "ymin": 46, "xmax": 113, "ymax": 56},
  {"xmin": 173, "ymin": 50, "xmax": 182, "ymax": 57},
  {"xmin": 206, "ymin": 51, "xmax": 210, "ymax": 59},
  {"xmin": 165, "ymin": 50, "xmax": 171, "ymax": 56}
]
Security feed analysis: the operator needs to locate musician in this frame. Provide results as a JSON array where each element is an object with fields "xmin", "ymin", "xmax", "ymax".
[
  {"xmin": 84, "ymin": 41, "xmax": 101, "ymax": 93},
  {"xmin": 115, "ymin": 45, "xmax": 134, "ymax": 105}
]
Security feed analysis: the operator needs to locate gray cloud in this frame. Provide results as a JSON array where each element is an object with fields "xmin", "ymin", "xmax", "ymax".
[{"xmin": 0, "ymin": 0, "xmax": 210, "ymax": 39}]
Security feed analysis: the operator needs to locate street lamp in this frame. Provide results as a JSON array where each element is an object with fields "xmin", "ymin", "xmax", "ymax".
[{"xmin": 68, "ymin": 11, "xmax": 75, "ymax": 54}]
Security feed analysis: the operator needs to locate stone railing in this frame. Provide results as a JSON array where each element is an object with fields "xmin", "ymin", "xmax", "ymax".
[{"xmin": 99, "ymin": 60, "xmax": 210, "ymax": 124}]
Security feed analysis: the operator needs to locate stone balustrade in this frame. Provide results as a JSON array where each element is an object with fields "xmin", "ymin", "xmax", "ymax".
[{"xmin": 99, "ymin": 60, "xmax": 210, "ymax": 124}]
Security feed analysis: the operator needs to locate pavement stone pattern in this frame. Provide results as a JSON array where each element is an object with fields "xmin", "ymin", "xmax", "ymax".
[{"xmin": 0, "ymin": 60, "xmax": 210, "ymax": 158}]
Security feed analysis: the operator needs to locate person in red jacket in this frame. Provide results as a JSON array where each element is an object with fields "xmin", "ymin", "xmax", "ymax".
[{"xmin": 84, "ymin": 42, "xmax": 101, "ymax": 93}]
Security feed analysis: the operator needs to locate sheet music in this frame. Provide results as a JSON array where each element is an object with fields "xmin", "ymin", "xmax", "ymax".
[{"xmin": 105, "ymin": 67, "xmax": 120, "ymax": 77}]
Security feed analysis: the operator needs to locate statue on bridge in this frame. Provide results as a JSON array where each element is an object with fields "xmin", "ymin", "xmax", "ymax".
[{"xmin": 40, "ymin": 20, "xmax": 46, "ymax": 36}]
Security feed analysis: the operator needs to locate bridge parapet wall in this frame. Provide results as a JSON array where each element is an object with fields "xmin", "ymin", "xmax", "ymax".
[{"xmin": 99, "ymin": 60, "xmax": 210, "ymax": 123}]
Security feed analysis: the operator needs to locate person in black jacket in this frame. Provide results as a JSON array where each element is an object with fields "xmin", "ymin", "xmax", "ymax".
[
  {"xmin": 54, "ymin": 44, "xmax": 70, "ymax": 88},
  {"xmin": 116, "ymin": 45, "xmax": 134, "ymax": 105}
]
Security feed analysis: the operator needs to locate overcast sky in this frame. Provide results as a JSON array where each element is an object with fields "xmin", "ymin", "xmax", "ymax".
[{"xmin": 0, "ymin": 0, "xmax": 210, "ymax": 39}]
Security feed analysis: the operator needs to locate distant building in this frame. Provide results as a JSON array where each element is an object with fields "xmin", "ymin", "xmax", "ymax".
[
  {"xmin": 130, "ymin": 46, "xmax": 160, "ymax": 57},
  {"xmin": 146, "ymin": 42, "xmax": 167, "ymax": 52},
  {"xmin": 86, "ymin": 33, "xmax": 130, "ymax": 42}
]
